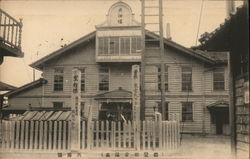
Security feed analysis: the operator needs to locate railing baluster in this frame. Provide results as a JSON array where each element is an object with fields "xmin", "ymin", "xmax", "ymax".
[
  {"xmin": 3, "ymin": 15, "xmax": 6, "ymax": 41},
  {"xmin": 11, "ymin": 20, "xmax": 14, "ymax": 45}
]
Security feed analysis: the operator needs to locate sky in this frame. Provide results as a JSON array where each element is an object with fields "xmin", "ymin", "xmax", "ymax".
[{"xmin": 0, "ymin": 0, "xmax": 244, "ymax": 87}]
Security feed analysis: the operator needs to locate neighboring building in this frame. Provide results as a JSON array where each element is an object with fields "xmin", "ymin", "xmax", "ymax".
[
  {"xmin": 4, "ymin": 2, "xmax": 229, "ymax": 135},
  {"xmin": 194, "ymin": 2, "xmax": 249, "ymax": 159},
  {"xmin": 0, "ymin": 82, "xmax": 16, "ymax": 118}
]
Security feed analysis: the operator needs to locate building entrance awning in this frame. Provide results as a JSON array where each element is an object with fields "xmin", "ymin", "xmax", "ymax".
[
  {"xmin": 94, "ymin": 87, "xmax": 132, "ymax": 103},
  {"xmin": 207, "ymin": 100, "xmax": 229, "ymax": 111}
]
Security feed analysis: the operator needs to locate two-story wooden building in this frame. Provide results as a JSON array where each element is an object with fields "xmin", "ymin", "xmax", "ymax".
[{"xmin": 4, "ymin": 2, "xmax": 229, "ymax": 135}]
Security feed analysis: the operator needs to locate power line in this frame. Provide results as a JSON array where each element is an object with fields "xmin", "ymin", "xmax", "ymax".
[{"xmin": 195, "ymin": 0, "xmax": 205, "ymax": 45}]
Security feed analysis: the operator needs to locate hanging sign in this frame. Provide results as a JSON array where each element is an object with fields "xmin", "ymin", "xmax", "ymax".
[
  {"xmin": 132, "ymin": 65, "xmax": 140, "ymax": 121},
  {"xmin": 71, "ymin": 69, "xmax": 81, "ymax": 150}
]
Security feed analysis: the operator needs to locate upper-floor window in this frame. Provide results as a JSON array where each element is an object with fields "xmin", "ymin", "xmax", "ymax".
[
  {"xmin": 99, "ymin": 67, "xmax": 109, "ymax": 91},
  {"xmin": 98, "ymin": 36, "xmax": 141, "ymax": 55},
  {"xmin": 79, "ymin": 68, "xmax": 86, "ymax": 92},
  {"xmin": 54, "ymin": 67, "xmax": 64, "ymax": 91},
  {"xmin": 53, "ymin": 102, "xmax": 63, "ymax": 109},
  {"xmin": 213, "ymin": 68, "xmax": 225, "ymax": 90},
  {"xmin": 182, "ymin": 67, "xmax": 192, "ymax": 91},
  {"xmin": 158, "ymin": 65, "xmax": 168, "ymax": 91},
  {"xmin": 157, "ymin": 102, "xmax": 169, "ymax": 120},
  {"xmin": 182, "ymin": 102, "xmax": 193, "ymax": 121}
]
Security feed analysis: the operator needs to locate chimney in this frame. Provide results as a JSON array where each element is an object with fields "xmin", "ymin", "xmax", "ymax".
[
  {"xmin": 226, "ymin": 0, "xmax": 235, "ymax": 17},
  {"xmin": 166, "ymin": 23, "xmax": 171, "ymax": 40}
]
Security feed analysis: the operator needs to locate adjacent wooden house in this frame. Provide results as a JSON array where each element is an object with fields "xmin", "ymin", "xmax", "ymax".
[
  {"xmin": 195, "ymin": 2, "xmax": 249, "ymax": 158},
  {"xmin": 4, "ymin": 2, "xmax": 229, "ymax": 135}
]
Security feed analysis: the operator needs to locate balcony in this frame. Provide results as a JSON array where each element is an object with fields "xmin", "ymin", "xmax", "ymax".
[{"xmin": 0, "ymin": 9, "xmax": 23, "ymax": 63}]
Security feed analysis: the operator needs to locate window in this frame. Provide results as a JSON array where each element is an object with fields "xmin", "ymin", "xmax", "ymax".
[
  {"xmin": 80, "ymin": 102, "xmax": 85, "ymax": 117},
  {"xmin": 53, "ymin": 102, "xmax": 63, "ymax": 109},
  {"xmin": 98, "ymin": 36, "xmax": 142, "ymax": 55},
  {"xmin": 54, "ymin": 67, "xmax": 64, "ymax": 91},
  {"xmin": 109, "ymin": 37, "xmax": 119, "ymax": 55},
  {"xmin": 157, "ymin": 102, "xmax": 169, "ymax": 120},
  {"xmin": 99, "ymin": 67, "xmax": 109, "ymax": 91},
  {"xmin": 182, "ymin": 102, "xmax": 193, "ymax": 121},
  {"xmin": 213, "ymin": 68, "xmax": 225, "ymax": 90},
  {"xmin": 158, "ymin": 65, "xmax": 168, "ymax": 91},
  {"xmin": 131, "ymin": 37, "xmax": 142, "ymax": 53},
  {"xmin": 78, "ymin": 68, "xmax": 85, "ymax": 92},
  {"xmin": 120, "ymin": 37, "xmax": 130, "ymax": 54},
  {"xmin": 182, "ymin": 67, "xmax": 192, "ymax": 91}
]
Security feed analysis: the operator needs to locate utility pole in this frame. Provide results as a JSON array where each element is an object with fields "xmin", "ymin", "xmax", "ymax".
[{"xmin": 141, "ymin": 0, "xmax": 166, "ymax": 120}]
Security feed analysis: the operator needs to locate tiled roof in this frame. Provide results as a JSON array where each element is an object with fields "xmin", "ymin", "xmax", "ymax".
[{"xmin": 4, "ymin": 78, "xmax": 47, "ymax": 97}]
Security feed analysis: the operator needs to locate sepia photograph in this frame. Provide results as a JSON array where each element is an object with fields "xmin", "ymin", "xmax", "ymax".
[{"xmin": 0, "ymin": 0, "xmax": 249, "ymax": 158}]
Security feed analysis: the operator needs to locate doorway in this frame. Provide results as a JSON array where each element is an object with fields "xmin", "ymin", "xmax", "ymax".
[{"xmin": 98, "ymin": 102, "xmax": 132, "ymax": 121}]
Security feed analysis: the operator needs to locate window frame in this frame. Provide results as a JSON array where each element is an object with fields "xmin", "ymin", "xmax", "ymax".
[
  {"xmin": 53, "ymin": 67, "xmax": 64, "ymax": 91},
  {"xmin": 97, "ymin": 36, "xmax": 142, "ymax": 55},
  {"xmin": 99, "ymin": 67, "xmax": 110, "ymax": 91},
  {"xmin": 181, "ymin": 66, "xmax": 192, "ymax": 91},
  {"xmin": 213, "ymin": 67, "xmax": 225, "ymax": 91},
  {"xmin": 181, "ymin": 102, "xmax": 193, "ymax": 122},
  {"xmin": 157, "ymin": 65, "xmax": 168, "ymax": 91}
]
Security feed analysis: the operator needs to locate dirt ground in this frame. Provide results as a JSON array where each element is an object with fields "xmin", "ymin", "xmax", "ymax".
[{"xmin": 170, "ymin": 134, "xmax": 233, "ymax": 159}]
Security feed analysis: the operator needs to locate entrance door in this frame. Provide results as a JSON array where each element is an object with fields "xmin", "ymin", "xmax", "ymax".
[
  {"xmin": 99, "ymin": 102, "xmax": 132, "ymax": 121},
  {"xmin": 216, "ymin": 114, "xmax": 223, "ymax": 134}
]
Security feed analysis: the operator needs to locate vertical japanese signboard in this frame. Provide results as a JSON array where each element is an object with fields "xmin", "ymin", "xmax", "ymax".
[
  {"xmin": 71, "ymin": 69, "xmax": 81, "ymax": 150},
  {"xmin": 132, "ymin": 65, "xmax": 140, "ymax": 121}
]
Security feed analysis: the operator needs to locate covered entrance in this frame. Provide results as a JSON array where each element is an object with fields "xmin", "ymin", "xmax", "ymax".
[
  {"xmin": 99, "ymin": 102, "xmax": 132, "ymax": 121},
  {"xmin": 95, "ymin": 87, "xmax": 132, "ymax": 121},
  {"xmin": 207, "ymin": 100, "xmax": 229, "ymax": 135}
]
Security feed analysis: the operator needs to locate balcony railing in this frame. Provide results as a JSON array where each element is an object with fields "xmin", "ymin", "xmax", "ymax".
[{"xmin": 0, "ymin": 9, "xmax": 22, "ymax": 52}]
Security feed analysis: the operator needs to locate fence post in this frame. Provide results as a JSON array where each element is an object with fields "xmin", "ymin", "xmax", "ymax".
[
  {"xmin": 20, "ymin": 121, "xmax": 25, "ymax": 149},
  {"xmin": 24, "ymin": 121, "xmax": 29, "ymax": 150},
  {"xmin": 15, "ymin": 121, "xmax": 20, "ymax": 149},
  {"xmin": 118, "ymin": 121, "xmax": 121, "ymax": 149},
  {"xmin": 48, "ymin": 121, "xmax": 53, "ymax": 150},
  {"xmin": 62, "ymin": 121, "xmax": 67, "ymax": 150},
  {"xmin": 101, "ymin": 121, "xmax": 104, "ymax": 148},
  {"xmin": 106, "ymin": 120, "xmax": 109, "ymax": 149},
  {"xmin": 10, "ymin": 121, "xmax": 15, "ymax": 150},
  {"xmin": 44, "ymin": 121, "xmax": 47, "ymax": 150},
  {"xmin": 29, "ymin": 121, "xmax": 34, "ymax": 150},
  {"xmin": 159, "ymin": 120, "xmax": 162, "ymax": 150},
  {"xmin": 53, "ymin": 121, "xmax": 58, "ymax": 150},
  {"xmin": 82, "ymin": 121, "xmax": 85, "ymax": 150},
  {"xmin": 128, "ymin": 121, "xmax": 131, "ymax": 148},
  {"xmin": 95, "ymin": 121, "xmax": 99, "ymax": 148}
]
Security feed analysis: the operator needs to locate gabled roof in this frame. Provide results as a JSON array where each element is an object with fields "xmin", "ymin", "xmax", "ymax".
[
  {"xmin": 30, "ymin": 30, "xmax": 223, "ymax": 70},
  {"xmin": 30, "ymin": 31, "xmax": 96, "ymax": 70},
  {"xmin": 4, "ymin": 78, "xmax": 47, "ymax": 97},
  {"xmin": 95, "ymin": 87, "xmax": 132, "ymax": 99},
  {"xmin": 0, "ymin": 81, "xmax": 16, "ymax": 91}
]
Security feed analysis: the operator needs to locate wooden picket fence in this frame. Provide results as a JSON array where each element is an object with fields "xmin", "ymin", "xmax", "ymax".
[{"xmin": 0, "ymin": 120, "xmax": 180, "ymax": 152}]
